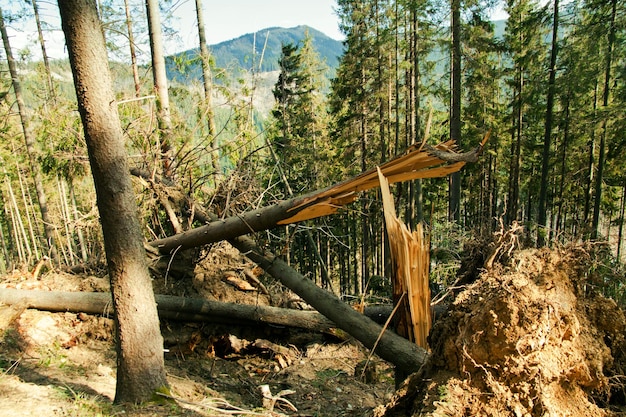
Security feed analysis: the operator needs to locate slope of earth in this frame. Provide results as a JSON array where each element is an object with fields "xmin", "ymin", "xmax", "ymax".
[
  {"xmin": 0, "ymin": 242, "xmax": 395, "ymax": 417},
  {"xmin": 377, "ymin": 244, "xmax": 626, "ymax": 417}
]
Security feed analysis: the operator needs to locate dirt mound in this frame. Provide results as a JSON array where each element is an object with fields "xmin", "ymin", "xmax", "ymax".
[{"xmin": 378, "ymin": 244, "xmax": 626, "ymax": 417}]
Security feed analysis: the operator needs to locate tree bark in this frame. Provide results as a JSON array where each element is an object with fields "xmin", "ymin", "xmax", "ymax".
[{"xmin": 58, "ymin": 0, "xmax": 169, "ymax": 403}]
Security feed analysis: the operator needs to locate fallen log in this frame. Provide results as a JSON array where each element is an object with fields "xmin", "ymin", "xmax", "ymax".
[
  {"xmin": 154, "ymin": 202, "xmax": 431, "ymax": 374},
  {"xmin": 139, "ymin": 137, "xmax": 492, "ymax": 373},
  {"xmin": 149, "ymin": 136, "xmax": 488, "ymax": 255},
  {"xmin": 228, "ymin": 234, "xmax": 430, "ymax": 375},
  {"xmin": 0, "ymin": 288, "xmax": 393, "ymax": 333}
]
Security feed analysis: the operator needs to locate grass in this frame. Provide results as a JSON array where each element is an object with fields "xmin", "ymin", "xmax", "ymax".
[
  {"xmin": 312, "ymin": 368, "xmax": 346, "ymax": 390},
  {"xmin": 54, "ymin": 385, "xmax": 114, "ymax": 417}
]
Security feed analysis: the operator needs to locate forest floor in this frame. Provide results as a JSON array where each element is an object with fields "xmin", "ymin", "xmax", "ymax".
[
  {"xmin": 1, "ymin": 241, "xmax": 626, "ymax": 416},
  {"xmin": 0, "ymin": 242, "xmax": 396, "ymax": 417}
]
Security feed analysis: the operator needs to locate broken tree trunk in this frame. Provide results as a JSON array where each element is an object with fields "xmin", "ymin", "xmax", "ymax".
[
  {"xmin": 152, "ymin": 194, "xmax": 431, "ymax": 373},
  {"xmin": 141, "ymin": 136, "xmax": 488, "ymax": 374},
  {"xmin": 227, "ymin": 234, "xmax": 429, "ymax": 375},
  {"xmin": 149, "ymin": 137, "xmax": 489, "ymax": 255},
  {"xmin": 0, "ymin": 288, "xmax": 390, "ymax": 333},
  {"xmin": 378, "ymin": 167, "xmax": 431, "ymax": 348},
  {"xmin": 153, "ymin": 203, "xmax": 430, "ymax": 373}
]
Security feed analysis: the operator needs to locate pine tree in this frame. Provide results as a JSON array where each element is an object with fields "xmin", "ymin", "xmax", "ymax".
[
  {"xmin": 503, "ymin": 0, "xmax": 547, "ymax": 228},
  {"xmin": 537, "ymin": 0, "xmax": 560, "ymax": 246},
  {"xmin": 461, "ymin": 9, "xmax": 504, "ymax": 234},
  {"xmin": 58, "ymin": 0, "xmax": 169, "ymax": 403},
  {"xmin": 266, "ymin": 33, "xmax": 332, "ymax": 287}
]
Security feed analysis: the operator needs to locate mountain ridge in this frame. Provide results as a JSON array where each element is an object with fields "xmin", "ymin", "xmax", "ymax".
[{"xmin": 166, "ymin": 25, "xmax": 343, "ymax": 83}]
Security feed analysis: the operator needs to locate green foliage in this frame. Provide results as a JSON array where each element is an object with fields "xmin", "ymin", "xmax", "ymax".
[
  {"xmin": 37, "ymin": 99, "xmax": 87, "ymax": 180},
  {"xmin": 430, "ymin": 221, "xmax": 469, "ymax": 290},
  {"xmin": 268, "ymin": 34, "xmax": 331, "ymax": 195}
]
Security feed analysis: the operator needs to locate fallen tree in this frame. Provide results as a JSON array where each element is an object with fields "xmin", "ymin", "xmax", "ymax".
[
  {"xmin": 2, "ymin": 286, "xmax": 428, "ymax": 372},
  {"xmin": 151, "ymin": 202, "xmax": 430, "ymax": 373},
  {"xmin": 0, "ymin": 287, "xmax": 393, "ymax": 333},
  {"xmin": 148, "ymin": 137, "xmax": 488, "ymax": 255},
  {"xmin": 139, "ymin": 136, "xmax": 488, "ymax": 374},
  {"xmin": 227, "ymin": 234, "xmax": 430, "ymax": 374}
]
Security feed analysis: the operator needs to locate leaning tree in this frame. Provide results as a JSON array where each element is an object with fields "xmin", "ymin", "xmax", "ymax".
[{"xmin": 57, "ymin": 0, "xmax": 169, "ymax": 403}]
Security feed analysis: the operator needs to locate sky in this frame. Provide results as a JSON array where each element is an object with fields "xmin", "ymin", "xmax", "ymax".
[
  {"xmin": 2, "ymin": 0, "xmax": 344, "ymax": 61},
  {"xmin": 174, "ymin": 0, "xmax": 344, "ymax": 46},
  {"xmin": 3, "ymin": 0, "xmax": 510, "ymax": 62}
]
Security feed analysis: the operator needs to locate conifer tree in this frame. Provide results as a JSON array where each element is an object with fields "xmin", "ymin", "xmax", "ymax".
[
  {"xmin": 503, "ymin": 0, "xmax": 546, "ymax": 226},
  {"xmin": 266, "ymin": 34, "xmax": 332, "ymax": 287},
  {"xmin": 58, "ymin": 0, "xmax": 169, "ymax": 403},
  {"xmin": 537, "ymin": 0, "xmax": 560, "ymax": 246},
  {"xmin": 461, "ymin": 9, "xmax": 503, "ymax": 233}
]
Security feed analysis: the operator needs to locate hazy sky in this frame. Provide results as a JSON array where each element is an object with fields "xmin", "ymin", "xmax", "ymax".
[
  {"xmin": 175, "ymin": 0, "xmax": 343, "ymax": 45},
  {"xmin": 3, "ymin": 0, "xmax": 343, "ymax": 60}
]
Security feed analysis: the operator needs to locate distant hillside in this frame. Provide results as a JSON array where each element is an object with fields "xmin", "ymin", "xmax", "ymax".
[{"xmin": 166, "ymin": 25, "xmax": 344, "ymax": 83}]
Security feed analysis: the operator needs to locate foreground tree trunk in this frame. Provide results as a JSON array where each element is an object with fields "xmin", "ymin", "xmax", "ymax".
[{"xmin": 57, "ymin": 0, "xmax": 169, "ymax": 403}]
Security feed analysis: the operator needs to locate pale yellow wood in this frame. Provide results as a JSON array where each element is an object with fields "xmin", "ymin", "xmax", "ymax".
[{"xmin": 377, "ymin": 167, "xmax": 431, "ymax": 349}]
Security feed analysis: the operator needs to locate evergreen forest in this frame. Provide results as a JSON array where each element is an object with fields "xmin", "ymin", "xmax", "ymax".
[{"xmin": 1, "ymin": 0, "xmax": 626, "ymax": 305}]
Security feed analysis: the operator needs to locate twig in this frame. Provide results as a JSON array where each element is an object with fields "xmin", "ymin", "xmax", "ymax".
[
  {"xmin": 361, "ymin": 292, "xmax": 407, "ymax": 379},
  {"xmin": 116, "ymin": 95, "xmax": 156, "ymax": 105},
  {"xmin": 164, "ymin": 244, "xmax": 182, "ymax": 287},
  {"xmin": 155, "ymin": 392, "xmax": 269, "ymax": 416},
  {"xmin": 259, "ymin": 384, "xmax": 298, "ymax": 412}
]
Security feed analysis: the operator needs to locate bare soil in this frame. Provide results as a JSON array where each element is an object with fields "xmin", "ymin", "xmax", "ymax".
[
  {"xmin": 0, "ymin": 242, "xmax": 395, "ymax": 417},
  {"xmin": 1, "ymin": 242, "xmax": 626, "ymax": 417}
]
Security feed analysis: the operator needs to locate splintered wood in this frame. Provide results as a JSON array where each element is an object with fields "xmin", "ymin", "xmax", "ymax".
[
  {"xmin": 377, "ymin": 167, "xmax": 431, "ymax": 349},
  {"xmin": 279, "ymin": 138, "xmax": 483, "ymax": 225}
]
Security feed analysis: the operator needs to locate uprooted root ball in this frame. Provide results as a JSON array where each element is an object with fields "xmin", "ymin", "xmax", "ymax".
[{"xmin": 377, "ymin": 244, "xmax": 626, "ymax": 417}]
